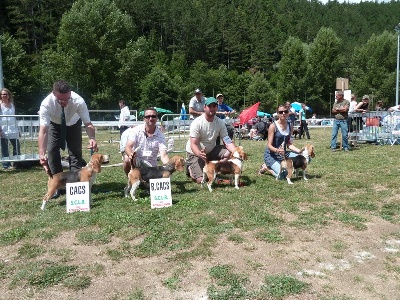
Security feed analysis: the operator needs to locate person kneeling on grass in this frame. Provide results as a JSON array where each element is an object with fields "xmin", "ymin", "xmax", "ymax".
[{"xmin": 258, "ymin": 104, "xmax": 302, "ymax": 178}]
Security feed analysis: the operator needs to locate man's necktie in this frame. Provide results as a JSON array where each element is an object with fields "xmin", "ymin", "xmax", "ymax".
[{"xmin": 60, "ymin": 107, "xmax": 66, "ymax": 150}]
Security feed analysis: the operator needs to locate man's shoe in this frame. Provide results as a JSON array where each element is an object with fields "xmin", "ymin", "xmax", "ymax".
[{"xmin": 51, "ymin": 190, "xmax": 61, "ymax": 199}]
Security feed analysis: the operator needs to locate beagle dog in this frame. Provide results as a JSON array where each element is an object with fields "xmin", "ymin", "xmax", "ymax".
[
  {"xmin": 201, "ymin": 146, "xmax": 248, "ymax": 192},
  {"xmin": 41, "ymin": 153, "xmax": 109, "ymax": 210},
  {"xmin": 125, "ymin": 155, "xmax": 186, "ymax": 201},
  {"xmin": 277, "ymin": 143, "xmax": 315, "ymax": 185}
]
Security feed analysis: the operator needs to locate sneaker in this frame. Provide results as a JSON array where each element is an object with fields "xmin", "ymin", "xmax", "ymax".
[
  {"xmin": 278, "ymin": 169, "xmax": 288, "ymax": 180},
  {"xmin": 331, "ymin": 148, "xmax": 336, "ymax": 152},
  {"xmin": 344, "ymin": 148, "xmax": 349, "ymax": 152}
]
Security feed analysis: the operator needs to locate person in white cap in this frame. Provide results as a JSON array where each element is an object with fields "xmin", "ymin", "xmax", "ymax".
[{"xmin": 188, "ymin": 88, "xmax": 206, "ymax": 118}]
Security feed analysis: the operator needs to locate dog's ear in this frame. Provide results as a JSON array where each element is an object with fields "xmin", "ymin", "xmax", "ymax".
[{"xmin": 92, "ymin": 161, "xmax": 101, "ymax": 173}]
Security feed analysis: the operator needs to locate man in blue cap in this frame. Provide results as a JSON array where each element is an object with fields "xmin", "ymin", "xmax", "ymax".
[{"xmin": 186, "ymin": 97, "xmax": 239, "ymax": 183}]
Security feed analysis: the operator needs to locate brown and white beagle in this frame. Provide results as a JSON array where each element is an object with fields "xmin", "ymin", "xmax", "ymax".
[
  {"xmin": 277, "ymin": 143, "xmax": 315, "ymax": 185},
  {"xmin": 41, "ymin": 153, "xmax": 109, "ymax": 210},
  {"xmin": 201, "ymin": 146, "xmax": 248, "ymax": 192},
  {"xmin": 125, "ymin": 155, "xmax": 186, "ymax": 201}
]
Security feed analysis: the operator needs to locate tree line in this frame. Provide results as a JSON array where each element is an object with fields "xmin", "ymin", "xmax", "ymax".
[{"xmin": 0, "ymin": 0, "xmax": 399, "ymax": 116}]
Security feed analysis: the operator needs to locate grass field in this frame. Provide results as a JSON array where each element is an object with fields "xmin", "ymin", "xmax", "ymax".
[{"xmin": 0, "ymin": 127, "xmax": 399, "ymax": 300}]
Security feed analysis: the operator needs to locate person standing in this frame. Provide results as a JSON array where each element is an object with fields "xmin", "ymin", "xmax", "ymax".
[
  {"xmin": 118, "ymin": 100, "xmax": 130, "ymax": 137},
  {"xmin": 0, "ymin": 88, "xmax": 21, "ymax": 169},
  {"xmin": 298, "ymin": 103, "xmax": 310, "ymax": 140},
  {"xmin": 123, "ymin": 107, "xmax": 169, "ymax": 176},
  {"xmin": 348, "ymin": 94, "xmax": 357, "ymax": 133},
  {"xmin": 188, "ymin": 88, "xmax": 206, "ymax": 118},
  {"xmin": 285, "ymin": 101, "xmax": 297, "ymax": 126},
  {"xmin": 186, "ymin": 97, "xmax": 238, "ymax": 184},
  {"xmin": 38, "ymin": 80, "xmax": 98, "ymax": 178},
  {"xmin": 375, "ymin": 100, "xmax": 384, "ymax": 111},
  {"xmin": 215, "ymin": 93, "xmax": 235, "ymax": 144},
  {"xmin": 330, "ymin": 90, "xmax": 350, "ymax": 152},
  {"xmin": 353, "ymin": 95, "xmax": 370, "ymax": 132}
]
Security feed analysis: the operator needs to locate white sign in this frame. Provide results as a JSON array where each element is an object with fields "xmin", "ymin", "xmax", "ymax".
[
  {"xmin": 66, "ymin": 182, "xmax": 90, "ymax": 213},
  {"xmin": 149, "ymin": 178, "xmax": 172, "ymax": 209}
]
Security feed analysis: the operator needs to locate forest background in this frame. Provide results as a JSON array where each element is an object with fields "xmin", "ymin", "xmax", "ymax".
[{"xmin": 0, "ymin": 0, "xmax": 400, "ymax": 116}]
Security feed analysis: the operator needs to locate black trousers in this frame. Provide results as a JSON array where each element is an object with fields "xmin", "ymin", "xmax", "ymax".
[
  {"xmin": 120, "ymin": 126, "xmax": 129, "ymax": 137},
  {"xmin": 299, "ymin": 120, "xmax": 310, "ymax": 139},
  {"xmin": 48, "ymin": 119, "xmax": 83, "ymax": 174}
]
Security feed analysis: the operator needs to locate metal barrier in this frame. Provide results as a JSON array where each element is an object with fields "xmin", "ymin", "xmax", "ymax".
[
  {"xmin": 160, "ymin": 114, "xmax": 192, "ymax": 153},
  {"xmin": 0, "ymin": 115, "xmax": 40, "ymax": 164},
  {"xmin": 347, "ymin": 111, "xmax": 400, "ymax": 146}
]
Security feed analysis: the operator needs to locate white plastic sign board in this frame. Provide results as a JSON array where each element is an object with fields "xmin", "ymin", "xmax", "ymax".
[
  {"xmin": 66, "ymin": 182, "xmax": 90, "ymax": 213},
  {"xmin": 150, "ymin": 178, "xmax": 172, "ymax": 209}
]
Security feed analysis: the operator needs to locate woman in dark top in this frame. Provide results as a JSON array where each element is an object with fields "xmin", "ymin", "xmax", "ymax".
[
  {"xmin": 354, "ymin": 95, "xmax": 370, "ymax": 132},
  {"xmin": 258, "ymin": 104, "xmax": 301, "ymax": 178}
]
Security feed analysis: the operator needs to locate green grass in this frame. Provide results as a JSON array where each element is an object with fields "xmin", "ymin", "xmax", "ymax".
[{"xmin": 0, "ymin": 128, "xmax": 399, "ymax": 298}]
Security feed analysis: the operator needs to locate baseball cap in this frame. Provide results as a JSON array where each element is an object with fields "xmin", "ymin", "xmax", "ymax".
[
  {"xmin": 194, "ymin": 88, "xmax": 202, "ymax": 94},
  {"xmin": 216, "ymin": 93, "xmax": 223, "ymax": 98},
  {"xmin": 205, "ymin": 97, "xmax": 218, "ymax": 106}
]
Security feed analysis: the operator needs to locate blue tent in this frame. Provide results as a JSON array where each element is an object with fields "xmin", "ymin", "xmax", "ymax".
[
  {"xmin": 291, "ymin": 102, "xmax": 313, "ymax": 113},
  {"xmin": 257, "ymin": 111, "xmax": 271, "ymax": 117}
]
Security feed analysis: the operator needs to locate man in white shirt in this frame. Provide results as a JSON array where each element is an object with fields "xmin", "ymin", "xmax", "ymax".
[
  {"xmin": 119, "ymin": 100, "xmax": 130, "ymax": 136},
  {"xmin": 188, "ymin": 88, "xmax": 206, "ymax": 118},
  {"xmin": 348, "ymin": 94, "xmax": 357, "ymax": 132},
  {"xmin": 38, "ymin": 80, "xmax": 97, "ymax": 177},
  {"xmin": 186, "ymin": 97, "xmax": 238, "ymax": 184},
  {"xmin": 123, "ymin": 107, "xmax": 169, "ymax": 176}
]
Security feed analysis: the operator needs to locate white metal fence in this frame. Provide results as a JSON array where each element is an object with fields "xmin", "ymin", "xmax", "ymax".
[
  {"xmin": 3, "ymin": 110, "xmax": 400, "ymax": 165},
  {"xmin": 0, "ymin": 115, "xmax": 40, "ymax": 163}
]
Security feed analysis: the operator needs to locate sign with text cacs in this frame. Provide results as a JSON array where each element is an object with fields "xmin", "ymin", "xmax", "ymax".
[
  {"xmin": 66, "ymin": 182, "xmax": 90, "ymax": 213},
  {"xmin": 150, "ymin": 178, "xmax": 172, "ymax": 209}
]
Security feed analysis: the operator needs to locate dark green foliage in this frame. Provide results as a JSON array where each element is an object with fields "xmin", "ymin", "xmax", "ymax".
[{"xmin": 1, "ymin": 0, "xmax": 400, "ymax": 115}]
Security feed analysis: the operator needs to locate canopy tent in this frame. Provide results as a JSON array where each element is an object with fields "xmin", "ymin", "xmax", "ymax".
[
  {"xmin": 291, "ymin": 101, "xmax": 313, "ymax": 113},
  {"xmin": 239, "ymin": 102, "xmax": 260, "ymax": 124},
  {"xmin": 139, "ymin": 107, "xmax": 173, "ymax": 116},
  {"xmin": 257, "ymin": 111, "xmax": 271, "ymax": 117}
]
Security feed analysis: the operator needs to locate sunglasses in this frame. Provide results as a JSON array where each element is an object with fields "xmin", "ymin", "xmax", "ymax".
[
  {"xmin": 278, "ymin": 110, "xmax": 289, "ymax": 114},
  {"xmin": 144, "ymin": 115, "xmax": 157, "ymax": 119}
]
